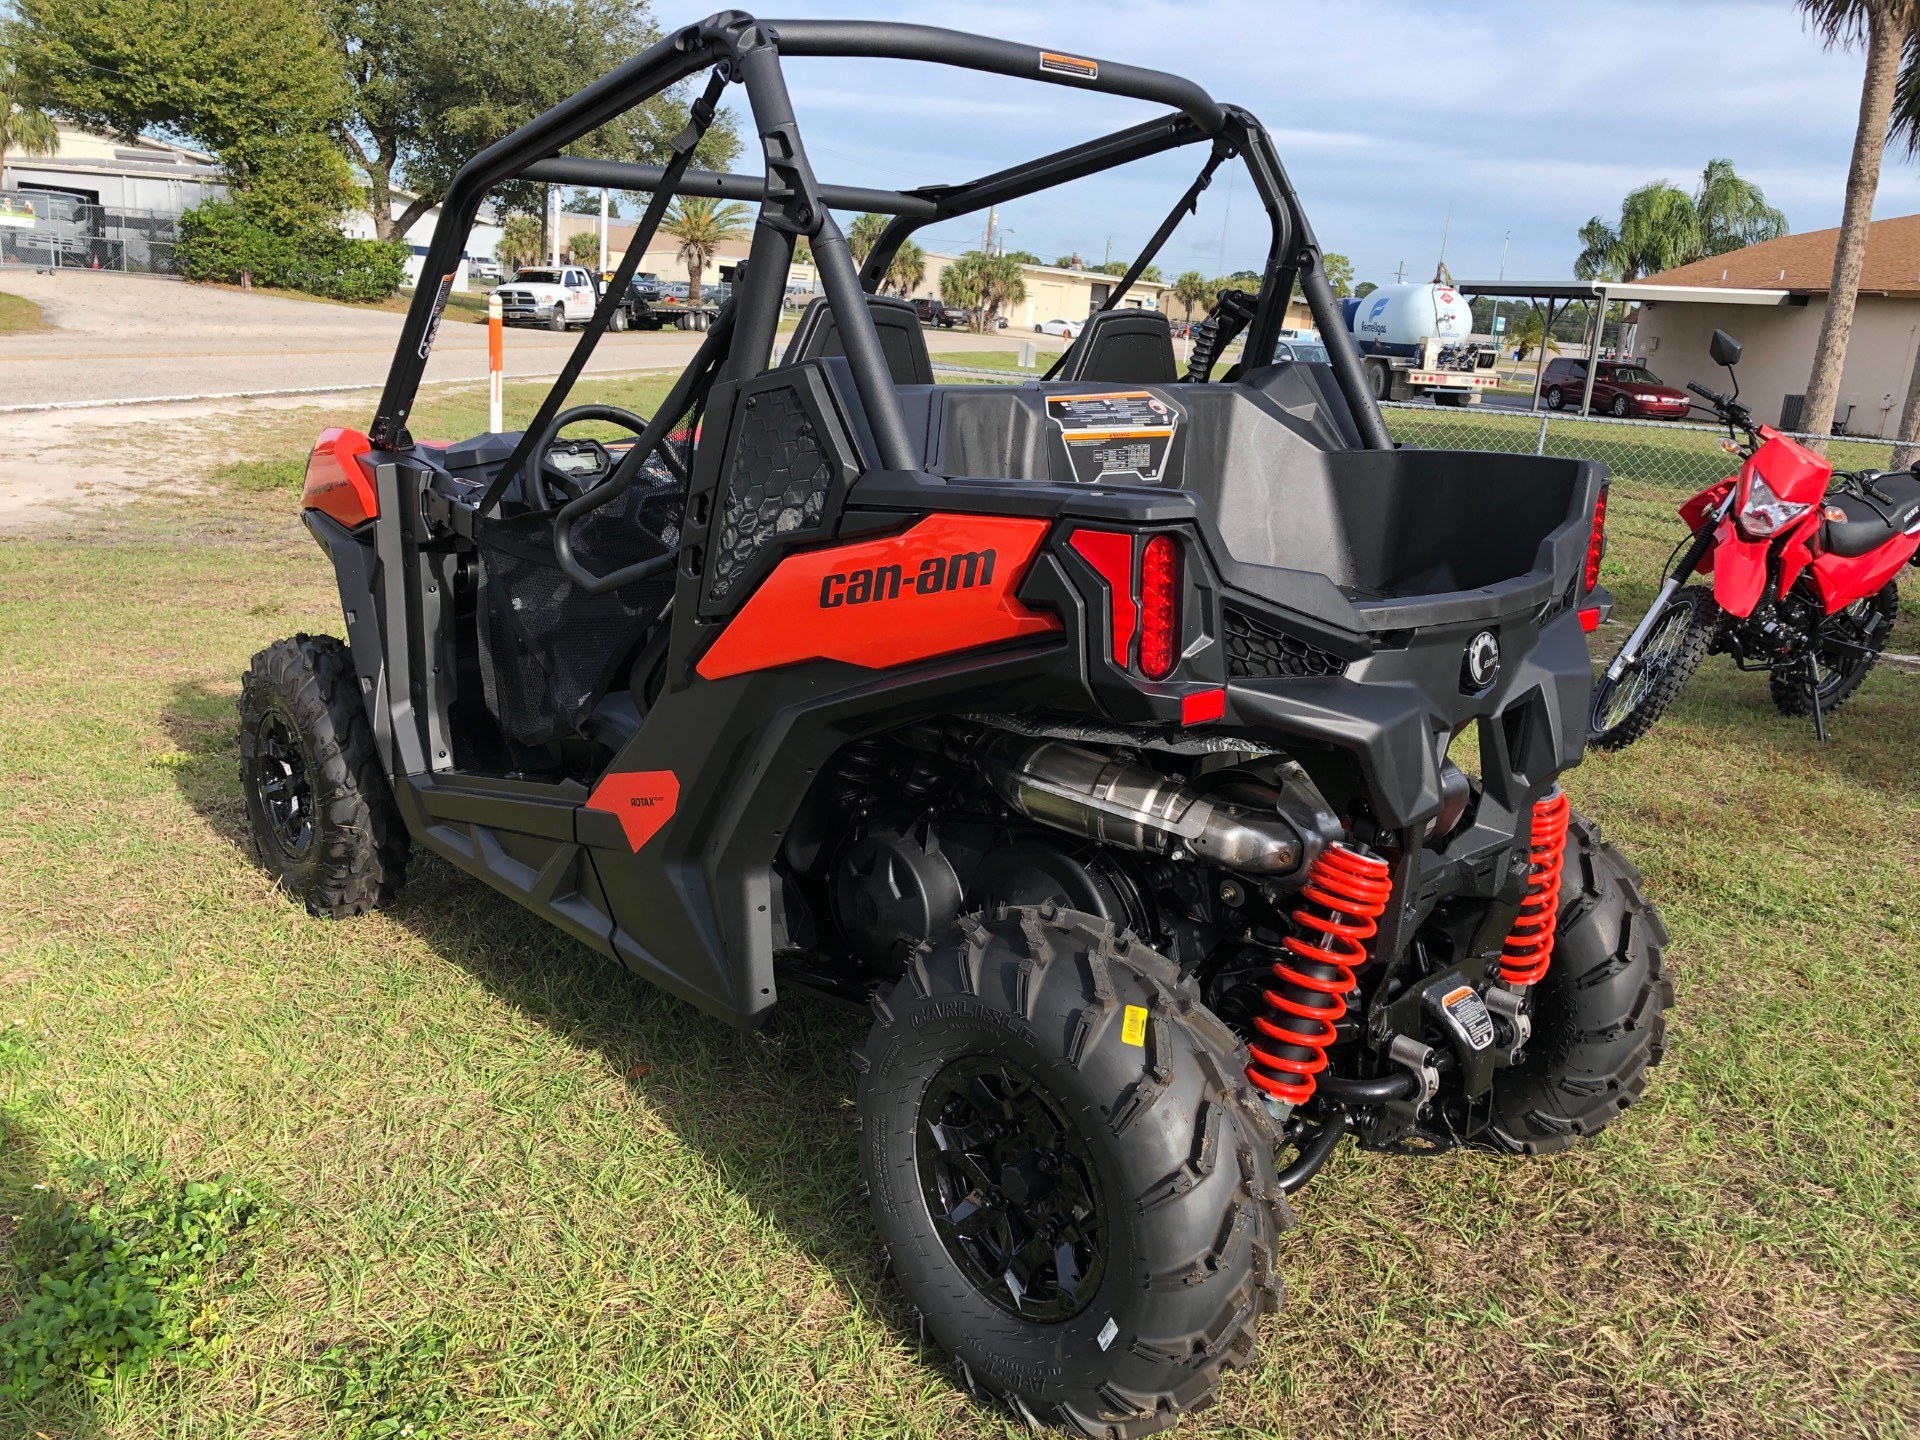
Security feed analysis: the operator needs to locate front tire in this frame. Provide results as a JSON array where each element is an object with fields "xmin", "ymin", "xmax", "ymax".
[
  {"xmin": 238, "ymin": 634, "xmax": 408, "ymax": 917},
  {"xmin": 1545, "ymin": 385, "xmax": 1565, "ymax": 410},
  {"xmin": 857, "ymin": 908, "xmax": 1287, "ymax": 1437},
  {"xmin": 1487, "ymin": 814, "xmax": 1672, "ymax": 1153},
  {"xmin": 1610, "ymin": 394, "xmax": 1630, "ymax": 418},
  {"xmin": 547, "ymin": 304, "xmax": 566, "ymax": 332},
  {"xmin": 1769, "ymin": 581, "xmax": 1897, "ymax": 717},
  {"xmin": 1587, "ymin": 585, "xmax": 1717, "ymax": 751}
]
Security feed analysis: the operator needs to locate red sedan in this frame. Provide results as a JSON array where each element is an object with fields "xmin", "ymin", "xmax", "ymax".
[{"xmin": 1543, "ymin": 358, "xmax": 1693, "ymax": 419}]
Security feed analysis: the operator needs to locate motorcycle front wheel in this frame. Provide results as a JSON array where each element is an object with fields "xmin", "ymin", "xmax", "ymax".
[{"xmin": 1588, "ymin": 586, "xmax": 1718, "ymax": 751}]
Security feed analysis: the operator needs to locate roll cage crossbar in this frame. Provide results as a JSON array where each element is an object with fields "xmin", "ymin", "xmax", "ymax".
[{"xmin": 369, "ymin": 11, "xmax": 1391, "ymax": 460}]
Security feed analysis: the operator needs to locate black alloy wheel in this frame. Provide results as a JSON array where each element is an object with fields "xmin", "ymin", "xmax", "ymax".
[
  {"xmin": 917, "ymin": 1056, "xmax": 1108, "ymax": 1323},
  {"xmin": 254, "ymin": 715, "xmax": 314, "ymax": 858}
]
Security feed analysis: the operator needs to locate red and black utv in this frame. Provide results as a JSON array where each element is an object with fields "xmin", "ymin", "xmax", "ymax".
[{"xmin": 240, "ymin": 16, "xmax": 1670, "ymax": 1434}]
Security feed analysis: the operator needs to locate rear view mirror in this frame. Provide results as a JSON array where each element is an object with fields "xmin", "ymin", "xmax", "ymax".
[{"xmin": 1709, "ymin": 329, "xmax": 1742, "ymax": 368}]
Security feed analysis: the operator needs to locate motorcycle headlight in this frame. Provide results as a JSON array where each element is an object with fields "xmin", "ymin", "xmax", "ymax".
[{"xmin": 1737, "ymin": 470, "xmax": 1810, "ymax": 538}]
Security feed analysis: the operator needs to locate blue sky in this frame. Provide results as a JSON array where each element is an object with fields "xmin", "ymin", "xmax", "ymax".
[{"xmin": 758, "ymin": 0, "xmax": 1920, "ymax": 284}]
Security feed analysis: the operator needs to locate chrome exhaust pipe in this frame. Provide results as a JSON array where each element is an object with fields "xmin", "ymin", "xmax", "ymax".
[{"xmin": 972, "ymin": 733, "xmax": 1310, "ymax": 874}]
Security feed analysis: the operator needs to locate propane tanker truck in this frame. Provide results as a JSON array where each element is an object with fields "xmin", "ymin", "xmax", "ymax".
[{"xmin": 1341, "ymin": 281, "xmax": 1498, "ymax": 406}]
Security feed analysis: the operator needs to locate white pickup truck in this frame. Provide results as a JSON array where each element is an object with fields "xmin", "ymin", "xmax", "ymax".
[{"xmin": 495, "ymin": 265, "xmax": 602, "ymax": 331}]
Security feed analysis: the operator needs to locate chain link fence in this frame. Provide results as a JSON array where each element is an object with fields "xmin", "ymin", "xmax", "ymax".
[
  {"xmin": 1381, "ymin": 400, "xmax": 1909, "ymax": 489},
  {"xmin": 0, "ymin": 191, "xmax": 182, "ymax": 275}
]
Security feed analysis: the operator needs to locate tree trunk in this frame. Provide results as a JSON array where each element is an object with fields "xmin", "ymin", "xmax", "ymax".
[
  {"xmin": 688, "ymin": 257, "xmax": 703, "ymax": 306},
  {"xmin": 1892, "ymin": 331, "xmax": 1920, "ymax": 469},
  {"xmin": 1801, "ymin": 6, "xmax": 1905, "ymax": 448}
]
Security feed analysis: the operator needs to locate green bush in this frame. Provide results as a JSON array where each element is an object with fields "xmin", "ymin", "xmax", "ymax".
[
  {"xmin": 177, "ymin": 200, "xmax": 407, "ymax": 303},
  {"xmin": 0, "ymin": 1160, "xmax": 264, "ymax": 1401}
]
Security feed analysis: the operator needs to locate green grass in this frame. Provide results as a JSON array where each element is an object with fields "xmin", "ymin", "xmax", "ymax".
[
  {"xmin": 0, "ymin": 389, "xmax": 1917, "ymax": 1435},
  {"xmin": 0, "ymin": 290, "xmax": 47, "ymax": 334}
]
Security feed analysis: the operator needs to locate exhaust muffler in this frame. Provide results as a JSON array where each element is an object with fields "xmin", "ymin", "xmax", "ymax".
[{"xmin": 972, "ymin": 732, "xmax": 1315, "ymax": 874}]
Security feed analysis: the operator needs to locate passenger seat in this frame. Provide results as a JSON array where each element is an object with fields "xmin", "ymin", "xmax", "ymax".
[
  {"xmin": 1055, "ymin": 308, "xmax": 1178, "ymax": 384},
  {"xmin": 782, "ymin": 294, "xmax": 934, "ymax": 385}
]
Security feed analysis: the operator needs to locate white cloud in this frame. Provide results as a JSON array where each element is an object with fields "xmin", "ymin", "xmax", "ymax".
[{"xmin": 759, "ymin": 0, "xmax": 1901, "ymax": 282}]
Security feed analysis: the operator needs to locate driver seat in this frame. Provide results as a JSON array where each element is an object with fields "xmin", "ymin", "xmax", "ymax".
[{"xmin": 1820, "ymin": 471, "xmax": 1920, "ymax": 557}]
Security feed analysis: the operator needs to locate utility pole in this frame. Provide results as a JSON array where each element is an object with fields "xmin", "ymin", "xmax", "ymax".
[
  {"xmin": 549, "ymin": 185, "xmax": 561, "ymax": 267},
  {"xmin": 599, "ymin": 188, "xmax": 609, "ymax": 274},
  {"xmin": 1394, "ymin": 259, "xmax": 1406, "ymax": 284},
  {"xmin": 982, "ymin": 208, "xmax": 997, "ymax": 256}
]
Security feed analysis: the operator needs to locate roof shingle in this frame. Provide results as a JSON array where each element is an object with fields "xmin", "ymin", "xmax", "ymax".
[{"xmin": 1638, "ymin": 213, "xmax": 1920, "ymax": 298}]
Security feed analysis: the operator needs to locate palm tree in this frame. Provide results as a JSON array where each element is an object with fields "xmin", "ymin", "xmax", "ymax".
[
  {"xmin": 1694, "ymin": 158, "xmax": 1789, "ymax": 254},
  {"xmin": 1799, "ymin": 0, "xmax": 1918, "ymax": 444},
  {"xmin": 1172, "ymin": 270, "xmax": 1214, "ymax": 326},
  {"xmin": 0, "ymin": 40, "xmax": 58, "ymax": 175},
  {"xmin": 662, "ymin": 195, "xmax": 749, "ymax": 305},
  {"xmin": 497, "ymin": 213, "xmax": 543, "ymax": 271},
  {"xmin": 884, "ymin": 239, "xmax": 925, "ymax": 296},
  {"xmin": 847, "ymin": 212, "xmax": 889, "ymax": 268},
  {"xmin": 939, "ymin": 250, "xmax": 1025, "ymax": 331}
]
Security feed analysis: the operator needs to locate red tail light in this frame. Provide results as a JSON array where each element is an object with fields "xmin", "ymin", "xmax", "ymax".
[
  {"xmin": 1583, "ymin": 487, "xmax": 1608, "ymax": 592},
  {"xmin": 1138, "ymin": 534, "xmax": 1180, "ymax": 679}
]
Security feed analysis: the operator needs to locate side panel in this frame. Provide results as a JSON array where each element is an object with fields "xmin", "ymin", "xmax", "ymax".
[
  {"xmin": 1810, "ymin": 529, "xmax": 1920, "ymax": 611},
  {"xmin": 695, "ymin": 513, "xmax": 1060, "ymax": 679},
  {"xmin": 1709, "ymin": 518, "xmax": 1770, "ymax": 618}
]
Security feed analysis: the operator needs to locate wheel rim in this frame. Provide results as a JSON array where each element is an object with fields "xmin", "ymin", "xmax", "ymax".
[
  {"xmin": 1594, "ymin": 602, "xmax": 1692, "ymax": 733},
  {"xmin": 916, "ymin": 1056, "xmax": 1108, "ymax": 1323},
  {"xmin": 254, "ymin": 715, "xmax": 314, "ymax": 858},
  {"xmin": 1808, "ymin": 595, "xmax": 1884, "ymax": 697}
]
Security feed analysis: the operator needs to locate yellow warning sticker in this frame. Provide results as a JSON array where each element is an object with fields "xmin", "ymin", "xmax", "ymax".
[{"xmin": 1121, "ymin": 1004, "xmax": 1149, "ymax": 1047}]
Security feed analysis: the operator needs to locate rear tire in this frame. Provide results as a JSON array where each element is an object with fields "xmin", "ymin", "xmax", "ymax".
[
  {"xmin": 1769, "ymin": 582, "xmax": 1897, "ymax": 717},
  {"xmin": 858, "ymin": 907, "xmax": 1287, "ymax": 1438},
  {"xmin": 1366, "ymin": 358, "xmax": 1390, "ymax": 401},
  {"xmin": 1487, "ymin": 814, "xmax": 1672, "ymax": 1154},
  {"xmin": 1587, "ymin": 585, "xmax": 1717, "ymax": 751},
  {"xmin": 1545, "ymin": 385, "xmax": 1565, "ymax": 410},
  {"xmin": 238, "ymin": 634, "xmax": 408, "ymax": 918},
  {"xmin": 609, "ymin": 307, "xmax": 628, "ymax": 333}
]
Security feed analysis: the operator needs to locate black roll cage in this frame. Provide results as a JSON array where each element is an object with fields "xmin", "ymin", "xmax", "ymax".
[{"xmin": 368, "ymin": 11, "xmax": 1392, "ymax": 461}]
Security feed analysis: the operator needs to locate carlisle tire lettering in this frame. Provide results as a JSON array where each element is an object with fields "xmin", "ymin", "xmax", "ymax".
[{"xmin": 819, "ymin": 550, "xmax": 998, "ymax": 608}]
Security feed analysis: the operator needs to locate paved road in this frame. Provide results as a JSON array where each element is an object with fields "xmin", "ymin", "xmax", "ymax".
[{"xmin": 0, "ymin": 271, "xmax": 1063, "ymax": 410}]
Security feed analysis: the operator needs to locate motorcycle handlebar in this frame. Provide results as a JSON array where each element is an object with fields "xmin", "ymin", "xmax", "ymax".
[{"xmin": 1686, "ymin": 380, "xmax": 1725, "ymax": 405}]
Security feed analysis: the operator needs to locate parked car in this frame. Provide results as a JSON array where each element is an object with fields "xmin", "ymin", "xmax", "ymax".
[
  {"xmin": 961, "ymin": 308, "xmax": 1009, "ymax": 330},
  {"xmin": 467, "ymin": 256, "xmax": 502, "ymax": 282},
  {"xmin": 495, "ymin": 265, "xmax": 601, "ymax": 330},
  {"xmin": 1273, "ymin": 337, "xmax": 1330, "ymax": 364},
  {"xmin": 1035, "ymin": 316, "xmax": 1081, "ymax": 339},
  {"xmin": 909, "ymin": 296, "xmax": 959, "ymax": 328},
  {"xmin": 1543, "ymin": 357, "xmax": 1692, "ymax": 419}
]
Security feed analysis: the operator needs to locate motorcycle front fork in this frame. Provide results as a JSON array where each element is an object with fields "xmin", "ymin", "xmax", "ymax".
[{"xmin": 1603, "ymin": 498, "xmax": 1733, "ymax": 683}]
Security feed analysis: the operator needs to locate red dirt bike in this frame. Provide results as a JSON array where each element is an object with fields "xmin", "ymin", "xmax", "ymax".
[{"xmin": 1589, "ymin": 328, "xmax": 1920, "ymax": 748}]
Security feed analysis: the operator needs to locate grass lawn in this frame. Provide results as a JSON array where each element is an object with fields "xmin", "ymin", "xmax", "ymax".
[
  {"xmin": 0, "ymin": 289, "xmax": 48, "ymax": 334},
  {"xmin": 1, "ymin": 384, "xmax": 1917, "ymax": 1436}
]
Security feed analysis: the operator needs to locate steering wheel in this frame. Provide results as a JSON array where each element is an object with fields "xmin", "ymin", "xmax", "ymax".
[{"xmin": 525, "ymin": 404, "xmax": 652, "ymax": 510}]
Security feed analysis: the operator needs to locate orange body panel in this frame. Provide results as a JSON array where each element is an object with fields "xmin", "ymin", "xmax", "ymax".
[
  {"xmin": 695, "ymin": 514, "xmax": 1061, "ymax": 680},
  {"xmin": 301, "ymin": 428, "xmax": 378, "ymax": 528},
  {"xmin": 585, "ymin": 769, "xmax": 680, "ymax": 851}
]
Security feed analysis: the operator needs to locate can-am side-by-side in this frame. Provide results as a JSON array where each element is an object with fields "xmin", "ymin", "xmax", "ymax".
[{"xmin": 239, "ymin": 15, "xmax": 1671, "ymax": 1434}]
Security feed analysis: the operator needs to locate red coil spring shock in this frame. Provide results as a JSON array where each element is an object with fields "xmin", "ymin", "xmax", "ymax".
[
  {"xmin": 1499, "ymin": 788, "xmax": 1572, "ymax": 987},
  {"xmin": 1246, "ymin": 845, "xmax": 1393, "ymax": 1108}
]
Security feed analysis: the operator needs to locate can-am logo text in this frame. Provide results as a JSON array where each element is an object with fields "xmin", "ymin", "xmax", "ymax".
[{"xmin": 819, "ymin": 549, "xmax": 998, "ymax": 608}]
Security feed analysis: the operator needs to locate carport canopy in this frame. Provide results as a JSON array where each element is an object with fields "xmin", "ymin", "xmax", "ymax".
[{"xmin": 1457, "ymin": 278, "xmax": 1792, "ymax": 416}]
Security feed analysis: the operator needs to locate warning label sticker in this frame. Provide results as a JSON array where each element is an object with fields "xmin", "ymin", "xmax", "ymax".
[
  {"xmin": 1428, "ymin": 980, "xmax": 1496, "ymax": 1052},
  {"xmin": 1045, "ymin": 390, "xmax": 1178, "ymax": 485},
  {"xmin": 1040, "ymin": 51, "xmax": 1098, "ymax": 80}
]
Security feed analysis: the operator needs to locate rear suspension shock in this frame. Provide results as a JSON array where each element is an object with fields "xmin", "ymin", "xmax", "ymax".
[
  {"xmin": 1246, "ymin": 845, "xmax": 1393, "ymax": 1108},
  {"xmin": 1498, "ymin": 788, "xmax": 1571, "ymax": 987}
]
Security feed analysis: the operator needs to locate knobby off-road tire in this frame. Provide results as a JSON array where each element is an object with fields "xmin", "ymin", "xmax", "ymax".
[
  {"xmin": 1587, "ymin": 585, "xmax": 1717, "ymax": 751},
  {"xmin": 857, "ymin": 907, "xmax": 1288, "ymax": 1438},
  {"xmin": 238, "ymin": 634, "xmax": 408, "ymax": 918},
  {"xmin": 1487, "ymin": 814, "xmax": 1672, "ymax": 1154},
  {"xmin": 1769, "ymin": 581, "xmax": 1898, "ymax": 718}
]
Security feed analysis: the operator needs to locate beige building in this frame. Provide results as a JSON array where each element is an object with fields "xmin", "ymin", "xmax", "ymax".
[{"xmin": 1636, "ymin": 214, "xmax": 1920, "ymax": 437}]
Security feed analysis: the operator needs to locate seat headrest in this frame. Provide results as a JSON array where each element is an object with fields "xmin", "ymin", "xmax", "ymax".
[
  {"xmin": 1056, "ymin": 308, "xmax": 1178, "ymax": 385},
  {"xmin": 782, "ymin": 294, "xmax": 934, "ymax": 386}
]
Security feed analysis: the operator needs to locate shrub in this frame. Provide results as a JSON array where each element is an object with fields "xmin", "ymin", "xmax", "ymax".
[
  {"xmin": 177, "ymin": 201, "xmax": 408, "ymax": 303},
  {"xmin": 0, "ymin": 1160, "xmax": 264, "ymax": 1401}
]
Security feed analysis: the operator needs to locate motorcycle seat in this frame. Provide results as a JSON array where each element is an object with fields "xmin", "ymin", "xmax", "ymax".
[{"xmin": 1819, "ymin": 471, "xmax": 1920, "ymax": 558}]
